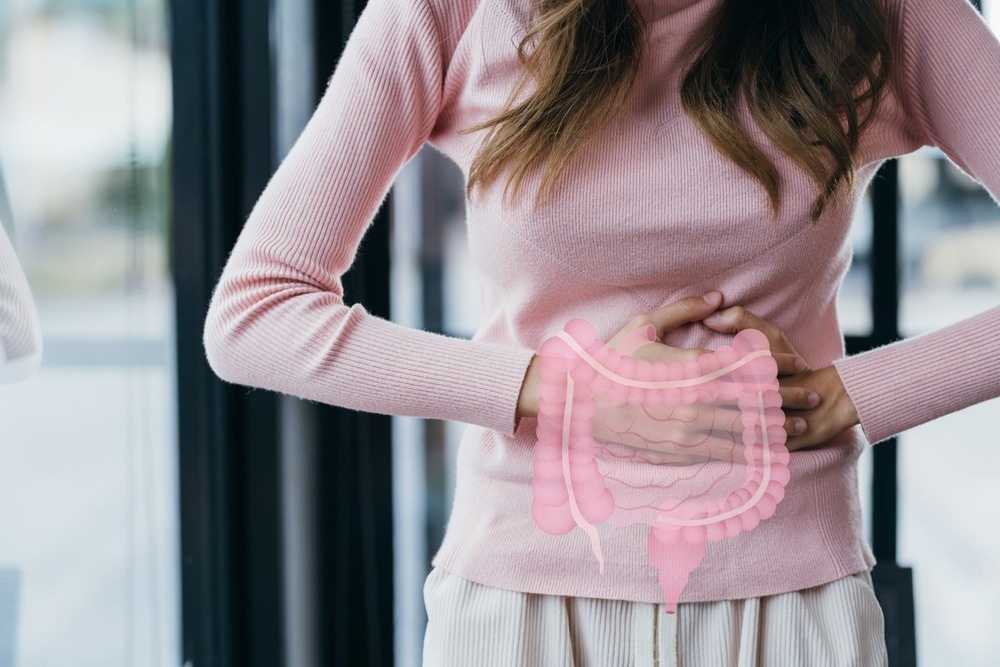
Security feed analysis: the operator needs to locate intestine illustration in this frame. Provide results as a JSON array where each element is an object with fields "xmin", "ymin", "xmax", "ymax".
[{"xmin": 532, "ymin": 319, "xmax": 790, "ymax": 613}]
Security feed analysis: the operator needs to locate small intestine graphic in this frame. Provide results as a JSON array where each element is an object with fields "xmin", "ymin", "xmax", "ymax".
[{"xmin": 532, "ymin": 319, "xmax": 790, "ymax": 613}]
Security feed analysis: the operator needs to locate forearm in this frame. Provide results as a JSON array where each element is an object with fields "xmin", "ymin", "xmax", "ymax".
[
  {"xmin": 0, "ymin": 224, "xmax": 42, "ymax": 381},
  {"xmin": 205, "ymin": 278, "xmax": 537, "ymax": 435},
  {"xmin": 833, "ymin": 304, "xmax": 1000, "ymax": 444}
]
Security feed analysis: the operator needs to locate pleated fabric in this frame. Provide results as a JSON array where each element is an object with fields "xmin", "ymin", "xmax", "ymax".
[{"xmin": 422, "ymin": 567, "xmax": 887, "ymax": 667}]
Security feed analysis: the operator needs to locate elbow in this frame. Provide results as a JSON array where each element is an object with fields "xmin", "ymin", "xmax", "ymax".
[
  {"xmin": 0, "ymin": 332, "xmax": 42, "ymax": 385},
  {"xmin": 203, "ymin": 299, "xmax": 247, "ymax": 386},
  {"xmin": 202, "ymin": 282, "xmax": 283, "ymax": 389},
  {"xmin": 202, "ymin": 264, "xmax": 355, "ymax": 394},
  {"xmin": 0, "ymin": 306, "xmax": 43, "ymax": 384}
]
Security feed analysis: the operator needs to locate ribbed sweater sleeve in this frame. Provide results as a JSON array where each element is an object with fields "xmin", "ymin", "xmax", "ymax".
[
  {"xmin": 202, "ymin": 0, "xmax": 536, "ymax": 435},
  {"xmin": 0, "ymin": 222, "xmax": 42, "ymax": 383},
  {"xmin": 833, "ymin": 0, "xmax": 1000, "ymax": 444}
]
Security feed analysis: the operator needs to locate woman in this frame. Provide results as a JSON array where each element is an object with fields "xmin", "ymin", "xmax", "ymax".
[
  {"xmin": 0, "ymin": 219, "xmax": 42, "ymax": 384},
  {"xmin": 204, "ymin": 0, "xmax": 1000, "ymax": 663}
]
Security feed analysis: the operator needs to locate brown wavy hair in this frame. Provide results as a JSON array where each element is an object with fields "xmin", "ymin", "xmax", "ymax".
[{"xmin": 466, "ymin": 0, "xmax": 892, "ymax": 222}]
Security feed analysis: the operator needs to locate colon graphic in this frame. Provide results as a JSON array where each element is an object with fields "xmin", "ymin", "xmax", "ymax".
[{"xmin": 532, "ymin": 319, "xmax": 789, "ymax": 613}]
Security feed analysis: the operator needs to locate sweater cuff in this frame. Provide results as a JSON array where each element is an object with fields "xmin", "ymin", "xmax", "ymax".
[
  {"xmin": 323, "ymin": 312, "xmax": 538, "ymax": 437},
  {"xmin": 832, "ymin": 305, "xmax": 1000, "ymax": 445}
]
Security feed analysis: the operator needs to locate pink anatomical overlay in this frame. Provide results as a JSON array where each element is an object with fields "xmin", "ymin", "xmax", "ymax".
[{"xmin": 532, "ymin": 319, "xmax": 789, "ymax": 613}]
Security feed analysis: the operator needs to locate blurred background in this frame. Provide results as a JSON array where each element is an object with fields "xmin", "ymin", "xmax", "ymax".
[
  {"xmin": 0, "ymin": 0, "xmax": 175, "ymax": 666},
  {"xmin": 0, "ymin": 0, "xmax": 997, "ymax": 665}
]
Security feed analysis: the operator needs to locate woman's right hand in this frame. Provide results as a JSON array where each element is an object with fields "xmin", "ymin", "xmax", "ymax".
[
  {"xmin": 600, "ymin": 292, "xmax": 812, "ymax": 463},
  {"xmin": 516, "ymin": 292, "xmax": 727, "ymax": 421},
  {"xmin": 517, "ymin": 292, "xmax": 812, "ymax": 448}
]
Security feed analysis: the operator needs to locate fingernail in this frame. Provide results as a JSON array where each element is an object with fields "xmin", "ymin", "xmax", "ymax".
[
  {"xmin": 794, "ymin": 357, "xmax": 806, "ymax": 372},
  {"xmin": 702, "ymin": 291, "xmax": 721, "ymax": 305},
  {"xmin": 707, "ymin": 308, "xmax": 733, "ymax": 324},
  {"xmin": 807, "ymin": 392, "xmax": 820, "ymax": 407},
  {"xmin": 794, "ymin": 418, "xmax": 807, "ymax": 434}
]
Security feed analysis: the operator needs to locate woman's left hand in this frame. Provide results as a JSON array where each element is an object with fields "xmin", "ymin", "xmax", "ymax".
[{"xmin": 701, "ymin": 306, "xmax": 861, "ymax": 451}]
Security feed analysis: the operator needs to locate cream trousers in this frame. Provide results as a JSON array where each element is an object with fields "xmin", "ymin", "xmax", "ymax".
[{"xmin": 422, "ymin": 566, "xmax": 888, "ymax": 666}]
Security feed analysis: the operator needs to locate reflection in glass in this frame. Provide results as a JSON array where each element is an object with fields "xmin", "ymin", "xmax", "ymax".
[{"xmin": 0, "ymin": 1, "xmax": 176, "ymax": 665}]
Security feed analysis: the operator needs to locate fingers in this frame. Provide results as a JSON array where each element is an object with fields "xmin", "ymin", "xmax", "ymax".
[
  {"xmin": 612, "ymin": 324, "xmax": 657, "ymax": 356},
  {"xmin": 784, "ymin": 415, "xmax": 808, "ymax": 438},
  {"xmin": 773, "ymin": 353, "xmax": 807, "ymax": 376},
  {"xmin": 703, "ymin": 306, "xmax": 798, "ymax": 357},
  {"xmin": 703, "ymin": 305, "xmax": 772, "ymax": 335},
  {"xmin": 630, "ymin": 291, "xmax": 723, "ymax": 340},
  {"xmin": 607, "ymin": 296, "xmax": 827, "ymax": 452},
  {"xmin": 631, "ymin": 344, "xmax": 712, "ymax": 364},
  {"xmin": 779, "ymin": 385, "xmax": 820, "ymax": 410},
  {"xmin": 780, "ymin": 383, "xmax": 819, "ymax": 440}
]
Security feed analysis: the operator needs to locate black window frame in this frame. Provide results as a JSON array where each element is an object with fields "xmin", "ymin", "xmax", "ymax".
[{"xmin": 172, "ymin": 0, "xmax": 393, "ymax": 665}]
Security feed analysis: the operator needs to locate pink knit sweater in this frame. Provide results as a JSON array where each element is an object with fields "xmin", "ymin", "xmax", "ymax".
[
  {"xmin": 204, "ymin": 0, "xmax": 1000, "ymax": 603},
  {"xmin": 0, "ymin": 223, "xmax": 41, "ymax": 383}
]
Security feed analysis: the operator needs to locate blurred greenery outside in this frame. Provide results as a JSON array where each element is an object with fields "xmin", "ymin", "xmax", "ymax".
[{"xmin": 0, "ymin": 0, "xmax": 171, "ymax": 295}]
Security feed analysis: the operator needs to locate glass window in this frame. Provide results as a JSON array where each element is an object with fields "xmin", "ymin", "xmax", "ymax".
[
  {"xmin": 391, "ymin": 147, "xmax": 468, "ymax": 667},
  {"xmin": 837, "ymin": 191, "xmax": 875, "ymax": 337},
  {"xmin": 0, "ymin": 1, "xmax": 176, "ymax": 665},
  {"xmin": 897, "ymin": 131, "xmax": 1000, "ymax": 663},
  {"xmin": 892, "ymin": 10, "xmax": 1000, "ymax": 661}
]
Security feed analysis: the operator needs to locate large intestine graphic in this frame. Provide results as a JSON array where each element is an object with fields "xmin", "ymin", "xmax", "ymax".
[{"xmin": 531, "ymin": 319, "xmax": 790, "ymax": 613}]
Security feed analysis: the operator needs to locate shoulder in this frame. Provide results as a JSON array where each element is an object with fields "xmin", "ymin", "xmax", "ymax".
[
  {"xmin": 886, "ymin": 0, "xmax": 993, "ymax": 43},
  {"xmin": 420, "ymin": 0, "xmax": 534, "ymax": 53},
  {"xmin": 876, "ymin": 0, "xmax": 996, "ymax": 79}
]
